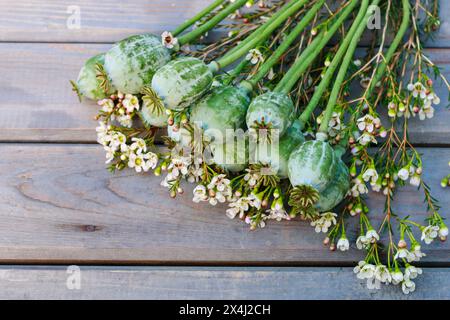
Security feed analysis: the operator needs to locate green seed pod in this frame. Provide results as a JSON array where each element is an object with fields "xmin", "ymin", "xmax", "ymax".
[
  {"xmin": 105, "ymin": 34, "xmax": 171, "ymax": 94},
  {"xmin": 138, "ymin": 105, "xmax": 169, "ymax": 128},
  {"xmin": 76, "ymin": 53, "xmax": 115, "ymax": 100},
  {"xmin": 288, "ymin": 140, "xmax": 337, "ymax": 192},
  {"xmin": 246, "ymin": 91, "xmax": 295, "ymax": 137},
  {"xmin": 210, "ymin": 135, "xmax": 253, "ymax": 173},
  {"xmin": 254, "ymin": 120, "xmax": 305, "ymax": 178},
  {"xmin": 315, "ymin": 159, "xmax": 350, "ymax": 212},
  {"xmin": 190, "ymin": 85, "xmax": 250, "ymax": 142},
  {"xmin": 152, "ymin": 57, "xmax": 214, "ymax": 111}
]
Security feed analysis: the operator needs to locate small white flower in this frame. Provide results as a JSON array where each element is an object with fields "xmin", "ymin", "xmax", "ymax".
[
  {"xmin": 161, "ymin": 31, "xmax": 178, "ymax": 49},
  {"xmin": 143, "ymin": 152, "xmax": 158, "ymax": 171},
  {"xmin": 169, "ymin": 155, "xmax": 192, "ymax": 178},
  {"xmin": 130, "ymin": 137, "xmax": 147, "ymax": 154},
  {"xmin": 365, "ymin": 229, "xmax": 380, "ymax": 243},
  {"xmin": 337, "ymin": 237, "xmax": 350, "ymax": 251},
  {"xmin": 310, "ymin": 212, "xmax": 337, "ymax": 233},
  {"xmin": 391, "ymin": 270, "xmax": 404, "ymax": 285},
  {"xmin": 408, "ymin": 82, "xmax": 427, "ymax": 99},
  {"xmin": 128, "ymin": 153, "xmax": 147, "ymax": 173},
  {"xmin": 357, "ymin": 132, "xmax": 377, "ymax": 146},
  {"xmin": 356, "ymin": 235, "xmax": 370, "ymax": 250},
  {"xmin": 351, "ymin": 177, "xmax": 368, "ymax": 197},
  {"xmin": 208, "ymin": 174, "xmax": 231, "ymax": 193},
  {"xmin": 357, "ymin": 114, "xmax": 381, "ymax": 133},
  {"xmin": 117, "ymin": 114, "xmax": 133, "ymax": 128},
  {"xmin": 193, "ymin": 185, "xmax": 208, "ymax": 203},
  {"xmin": 98, "ymin": 98, "xmax": 115, "ymax": 113},
  {"xmin": 411, "ymin": 244, "xmax": 426, "ymax": 261},
  {"xmin": 439, "ymin": 224, "xmax": 449, "ymax": 238},
  {"xmin": 109, "ymin": 132, "xmax": 127, "ymax": 151},
  {"xmin": 266, "ymin": 199, "xmax": 289, "ymax": 222},
  {"xmin": 421, "ymin": 225, "xmax": 440, "ymax": 244},
  {"xmin": 397, "ymin": 167, "xmax": 410, "ymax": 181},
  {"xmin": 357, "ymin": 263, "xmax": 376, "ymax": 280},
  {"xmin": 244, "ymin": 169, "xmax": 260, "ymax": 187},
  {"xmin": 122, "ymin": 94, "xmax": 140, "ymax": 113},
  {"xmin": 409, "ymin": 174, "xmax": 421, "ymax": 187},
  {"xmin": 245, "ymin": 49, "xmax": 264, "ymax": 65},
  {"xmin": 247, "ymin": 193, "xmax": 262, "ymax": 210},
  {"xmin": 401, "ymin": 279, "xmax": 416, "ymax": 294},
  {"xmin": 418, "ymin": 105, "xmax": 434, "ymax": 120},
  {"xmin": 394, "ymin": 247, "xmax": 415, "ymax": 262},
  {"xmin": 362, "ymin": 167, "xmax": 378, "ymax": 184},
  {"xmin": 375, "ymin": 265, "xmax": 392, "ymax": 284},
  {"xmin": 227, "ymin": 196, "xmax": 250, "ymax": 219},
  {"xmin": 404, "ymin": 265, "xmax": 422, "ymax": 280}
]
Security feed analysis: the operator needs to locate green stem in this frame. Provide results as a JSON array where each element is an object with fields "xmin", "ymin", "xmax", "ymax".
[
  {"xmin": 298, "ymin": 0, "xmax": 368, "ymax": 128},
  {"xmin": 366, "ymin": 0, "xmax": 410, "ymax": 96},
  {"xmin": 275, "ymin": 0, "xmax": 358, "ymax": 95},
  {"xmin": 178, "ymin": 0, "xmax": 248, "ymax": 45},
  {"xmin": 213, "ymin": 0, "xmax": 308, "ymax": 69},
  {"xmin": 172, "ymin": 0, "xmax": 226, "ymax": 37},
  {"xmin": 223, "ymin": 58, "xmax": 249, "ymax": 85},
  {"xmin": 224, "ymin": 0, "xmax": 300, "ymax": 58},
  {"xmin": 245, "ymin": 0, "xmax": 326, "ymax": 88},
  {"xmin": 319, "ymin": 0, "xmax": 379, "ymax": 134}
]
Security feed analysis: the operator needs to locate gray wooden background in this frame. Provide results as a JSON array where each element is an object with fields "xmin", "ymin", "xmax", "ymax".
[{"xmin": 0, "ymin": 0, "xmax": 449, "ymax": 299}]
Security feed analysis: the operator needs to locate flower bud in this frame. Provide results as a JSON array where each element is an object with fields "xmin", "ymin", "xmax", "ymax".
[
  {"xmin": 323, "ymin": 237, "xmax": 330, "ymax": 246},
  {"xmin": 441, "ymin": 177, "xmax": 448, "ymax": 188},
  {"xmin": 329, "ymin": 243, "xmax": 336, "ymax": 251},
  {"xmin": 177, "ymin": 187, "xmax": 184, "ymax": 194},
  {"xmin": 170, "ymin": 190, "xmax": 177, "ymax": 198},
  {"xmin": 398, "ymin": 239, "xmax": 407, "ymax": 249}
]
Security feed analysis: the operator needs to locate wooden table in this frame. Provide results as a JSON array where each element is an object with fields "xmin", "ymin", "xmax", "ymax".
[{"xmin": 0, "ymin": 0, "xmax": 449, "ymax": 300}]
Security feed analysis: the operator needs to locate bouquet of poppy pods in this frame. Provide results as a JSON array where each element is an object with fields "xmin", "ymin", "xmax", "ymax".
[{"xmin": 72, "ymin": 0, "xmax": 449, "ymax": 294}]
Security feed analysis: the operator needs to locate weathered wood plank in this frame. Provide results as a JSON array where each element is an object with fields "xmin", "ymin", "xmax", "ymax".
[
  {"xmin": 0, "ymin": 144, "xmax": 448, "ymax": 264},
  {"xmin": 1, "ymin": 0, "xmax": 450, "ymax": 47},
  {"xmin": 0, "ymin": 266, "xmax": 449, "ymax": 299},
  {"xmin": 0, "ymin": 43, "xmax": 449, "ymax": 144}
]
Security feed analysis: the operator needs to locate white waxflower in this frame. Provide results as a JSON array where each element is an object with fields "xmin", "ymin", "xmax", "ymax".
[
  {"xmin": 193, "ymin": 185, "xmax": 208, "ymax": 203},
  {"xmin": 109, "ymin": 132, "xmax": 127, "ymax": 151},
  {"xmin": 226, "ymin": 196, "xmax": 250, "ymax": 219},
  {"xmin": 401, "ymin": 279, "xmax": 416, "ymax": 294},
  {"xmin": 327, "ymin": 112, "xmax": 344, "ymax": 137},
  {"xmin": 353, "ymin": 261, "xmax": 367, "ymax": 274},
  {"xmin": 391, "ymin": 270, "xmax": 404, "ymax": 285},
  {"xmin": 245, "ymin": 49, "xmax": 264, "ymax": 65},
  {"xmin": 427, "ymin": 92, "xmax": 440, "ymax": 105},
  {"xmin": 357, "ymin": 132, "xmax": 377, "ymax": 146},
  {"xmin": 357, "ymin": 114, "xmax": 381, "ymax": 133},
  {"xmin": 394, "ymin": 247, "xmax": 415, "ymax": 262},
  {"xmin": 374, "ymin": 265, "xmax": 392, "ymax": 284},
  {"xmin": 130, "ymin": 137, "xmax": 147, "ymax": 154},
  {"xmin": 104, "ymin": 145, "xmax": 116, "ymax": 164},
  {"xmin": 365, "ymin": 229, "xmax": 380, "ymax": 243},
  {"xmin": 411, "ymin": 244, "xmax": 426, "ymax": 261},
  {"xmin": 122, "ymin": 94, "xmax": 140, "ymax": 113},
  {"xmin": 128, "ymin": 153, "xmax": 147, "ymax": 172},
  {"xmin": 208, "ymin": 190, "xmax": 227, "ymax": 206},
  {"xmin": 404, "ymin": 265, "xmax": 422, "ymax": 280},
  {"xmin": 247, "ymin": 192, "xmax": 262, "ymax": 210},
  {"xmin": 98, "ymin": 98, "xmax": 115, "ymax": 113},
  {"xmin": 96, "ymin": 121, "xmax": 112, "ymax": 145},
  {"xmin": 421, "ymin": 225, "xmax": 440, "ymax": 244},
  {"xmin": 397, "ymin": 167, "xmax": 410, "ymax": 181},
  {"xmin": 117, "ymin": 114, "xmax": 133, "ymax": 128},
  {"xmin": 362, "ymin": 167, "xmax": 378, "ymax": 184},
  {"xmin": 244, "ymin": 169, "xmax": 260, "ymax": 187},
  {"xmin": 337, "ymin": 237, "xmax": 350, "ymax": 251},
  {"xmin": 266, "ymin": 199, "xmax": 289, "ymax": 222},
  {"xmin": 408, "ymin": 82, "xmax": 427, "ymax": 99},
  {"xmin": 409, "ymin": 174, "xmax": 421, "ymax": 187},
  {"xmin": 169, "ymin": 155, "xmax": 192, "ymax": 177},
  {"xmin": 187, "ymin": 165, "xmax": 204, "ymax": 183},
  {"xmin": 208, "ymin": 174, "xmax": 231, "ymax": 193},
  {"xmin": 310, "ymin": 212, "xmax": 337, "ymax": 233},
  {"xmin": 356, "ymin": 235, "xmax": 370, "ymax": 250},
  {"xmin": 439, "ymin": 224, "xmax": 449, "ymax": 238},
  {"xmin": 418, "ymin": 104, "xmax": 434, "ymax": 120},
  {"xmin": 351, "ymin": 177, "xmax": 368, "ymax": 197},
  {"xmin": 356, "ymin": 263, "xmax": 376, "ymax": 280},
  {"xmin": 161, "ymin": 31, "xmax": 178, "ymax": 49},
  {"xmin": 143, "ymin": 152, "xmax": 158, "ymax": 171}
]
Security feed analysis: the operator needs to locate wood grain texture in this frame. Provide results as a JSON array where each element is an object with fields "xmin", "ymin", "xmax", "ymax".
[
  {"xmin": 0, "ymin": 144, "xmax": 448, "ymax": 265},
  {"xmin": 0, "ymin": 266, "xmax": 449, "ymax": 299},
  {"xmin": 1, "ymin": 0, "xmax": 450, "ymax": 47},
  {"xmin": 0, "ymin": 43, "xmax": 449, "ymax": 144}
]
